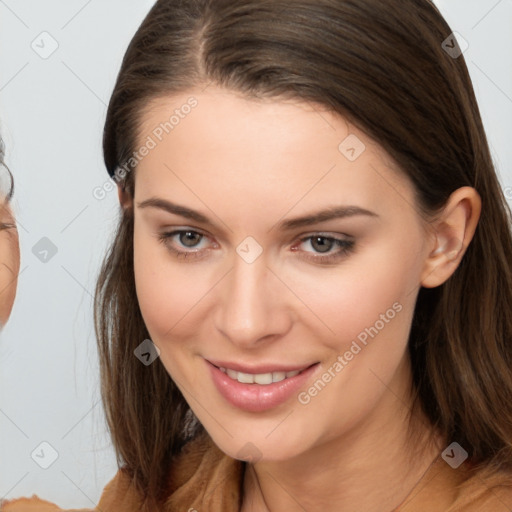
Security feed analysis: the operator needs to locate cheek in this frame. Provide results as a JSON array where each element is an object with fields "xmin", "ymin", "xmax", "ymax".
[
  {"xmin": 0, "ymin": 231, "xmax": 19, "ymax": 326},
  {"xmin": 285, "ymin": 233, "xmax": 422, "ymax": 354},
  {"xmin": 134, "ymin": 230, "xmax": 182, "ymax": 336},
  {"xmin": 133, "ymin": 227, "xmax": 215, "ymax": 353},
  {"xmin": 290, "ymin": 245, "xmax": 421, "ymax": 440}
]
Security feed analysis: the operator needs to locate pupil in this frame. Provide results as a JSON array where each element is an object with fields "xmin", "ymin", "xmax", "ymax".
[
  {"xmin": 312, "ymin": 236, "xmax": 333, "ymax": 253},
  {"xmin": 181, "ymin": 232, "xmax": 201, "ymax": 247}
]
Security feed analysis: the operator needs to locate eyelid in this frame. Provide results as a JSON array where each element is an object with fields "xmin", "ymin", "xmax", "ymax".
[
  {"xmin": 296, "ymin": 230, "xmax": 353, "ymax": 240},
  {"xmin": 291, "ymin": 232, "xmax": 355, "ymax": 263},
  {"xmin": 293, "ymin": 231, "xmax": 354, "ymax": 248},
  {"xmin": 161, "ymin": 228, "xmax": 213, "ymax": 243},
  {"xmin": 158, "ymin": 228, "xmax": 218, "ymax": 261}
]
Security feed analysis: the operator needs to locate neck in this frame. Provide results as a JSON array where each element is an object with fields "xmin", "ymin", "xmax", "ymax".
[{"xmin": 241, "ymin": 358, "xmax": 444, "ymax": 512}]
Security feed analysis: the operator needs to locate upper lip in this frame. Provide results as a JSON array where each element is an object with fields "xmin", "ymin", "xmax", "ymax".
[{"xmin": 206, "ymin": 359, "xmax": 317, "ymax": 374}]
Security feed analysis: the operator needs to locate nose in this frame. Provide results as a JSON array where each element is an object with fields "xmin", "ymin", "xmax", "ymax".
[{"xmin": 214, "ymin": 252, "xmax": 292, "ymax": 348}]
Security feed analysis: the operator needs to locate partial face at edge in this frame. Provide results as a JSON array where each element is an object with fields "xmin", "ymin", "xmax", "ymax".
[
  {"xmin": 0, "ymin": 200, "xmax": 19, "ymax": 327},
  {"xmin": 129, "ymin": 87, "xmax": 438, "ymax": 462}
]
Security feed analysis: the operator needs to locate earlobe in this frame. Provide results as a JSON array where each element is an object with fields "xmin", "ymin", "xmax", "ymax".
[
  {"xmin": 421, "ymin": 235, "xmax": 464, "ymax": 288},
  {"xmin": 421, "ymin": 186, "xmax": 481, "ymax": 288}
]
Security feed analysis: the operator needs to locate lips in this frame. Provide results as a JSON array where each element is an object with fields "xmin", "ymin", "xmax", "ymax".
[{"xmin": 206, "ymin": 359, "xmax": 319, "ymax": 412}]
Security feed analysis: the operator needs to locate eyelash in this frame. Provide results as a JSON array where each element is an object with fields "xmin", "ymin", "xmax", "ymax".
[
  {"xmin": 157, "ymin": 230, "xmax": 355, "ymax": 264},
  {"xmin": 158, "ymin": 230, "xmax": 214, "ymax": 261},
  {"xmin": 293, "ymin": 234, "xmax": 355, "ymax": 264}
]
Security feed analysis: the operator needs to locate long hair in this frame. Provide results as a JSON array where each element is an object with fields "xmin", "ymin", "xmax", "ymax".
[{"xmin": 96, "ymin": 0, "xmax": 512, "ymax": 506}]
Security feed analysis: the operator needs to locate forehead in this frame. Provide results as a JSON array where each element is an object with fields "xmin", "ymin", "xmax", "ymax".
[{"xmin": 134, "ymin": 87, "xmax": 416, "ymax": 223}]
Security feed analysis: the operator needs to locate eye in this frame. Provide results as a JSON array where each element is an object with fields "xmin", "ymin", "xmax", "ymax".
[
  {"xmin": 158, "ymin": 229, "xmax": 215, "ymax": 260},
  {"xmin": 293, "ymin": 234, "xmax": 355, "ymax": 263},
  {"xmin": 175, "ymin": 231, "xmax": 204, "ymax": 248},
  {"xmin": 306, "ymin": 236, "xmax": 336, "ymax": 253}
]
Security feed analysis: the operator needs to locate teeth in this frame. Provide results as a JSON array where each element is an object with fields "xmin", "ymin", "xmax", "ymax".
[
  {"xmin": 226, "ymin": 368, "xmax": 238, "ymax": 380},
  {"xmin": 272, "ymin": 371, "xmax": 286, "ymax": 383},
  {"xmin": 219, "ymin": 367, "xmax": 304, "ymax": 385},
  {"xmin": 237, "ymin": 372, "xmax": 255, "ymax": 384},
  {"xmin": 254, "ymin": 373, "xmax": 273, "ymax": 385}
]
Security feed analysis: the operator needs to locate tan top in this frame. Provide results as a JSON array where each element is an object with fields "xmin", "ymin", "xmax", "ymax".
[{"xmin": 2, "ymin": 433, "xmax": 512, "ymax": 511}]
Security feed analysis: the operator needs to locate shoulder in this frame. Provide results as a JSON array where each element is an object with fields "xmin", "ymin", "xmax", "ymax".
[
  {"xmin": 1, "ymin": 434, "xmax": 243, "ymax": 512},
  {"xmin": 97, "ymin": 431, "xmax": 243, "ymax": 511},
  {"xmin": 1, "ymin": 495, "xmax": 91, "ymax": 511},
  {"xmin": 400, "ymin": 455, "xmax": 512, "ymax": 512},
  {"xmin": 448, "ymin": 469, "xmax": 512, "ymax": 511},
  {"xmin": 164, "ymin": 430, "xmax": 244, "ymax": 511},
  {"xmin": 0, "ymin": 470, "xmax": 142, "ymax": 512},
  {"xmin": 1, "ymin": 496, "xmax": 63, "ymax": 511},
  {"xmin": 94, "ymin": 467, "xmax": 144, "ymax": 511}
]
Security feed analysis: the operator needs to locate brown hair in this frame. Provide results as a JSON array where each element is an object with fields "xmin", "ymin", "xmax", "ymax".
[{"xmin": 97, "ymin": 0, "xmax": 512, "ymax": 506}]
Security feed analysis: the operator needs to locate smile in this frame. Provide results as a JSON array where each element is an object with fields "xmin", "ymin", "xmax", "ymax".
[
  {"xmin": 207, "ymin": 360, "xmax": 320, "ymax": 412},
  {"xmin": 219, "ymin": 367, "xmax": 303, "ymax": 385}
]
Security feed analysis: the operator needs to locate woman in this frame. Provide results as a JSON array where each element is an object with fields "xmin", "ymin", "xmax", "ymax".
[
  {"xmin": 4, "ymin": 0, "xmax": 512, "ymax": 510},
  {"xmin": 0, "ymin": 138, "xmax": 19, "ymax": 328},
  {"xmin": 0, "ymin": 145, "xmax": 59, "ymax": 512}
]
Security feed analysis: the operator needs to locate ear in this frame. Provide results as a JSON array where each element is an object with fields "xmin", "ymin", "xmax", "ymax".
[{"xmin": 421, "ymin": 186, "xmax": 481, "ymax": 288}]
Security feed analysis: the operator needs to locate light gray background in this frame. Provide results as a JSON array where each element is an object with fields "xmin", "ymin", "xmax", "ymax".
[{"xmin": 0, "ymin": 0, "xmax": 511, "ymax": 508}]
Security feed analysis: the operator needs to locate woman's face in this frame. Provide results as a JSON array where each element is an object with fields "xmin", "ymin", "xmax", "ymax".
[
  {"xmin": 131, "ymin": 87, "xmax": 437, "ymax": 461},
  {"xmin": 0, "ymin": 200, "xmax": 19, "ymax": 327}
]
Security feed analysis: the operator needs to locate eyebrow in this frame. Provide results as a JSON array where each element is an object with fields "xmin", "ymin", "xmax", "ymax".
[
  {"xmin": 276, "ymin": 205, "xmax": 379, "ymax": 230},
  {"xmin": 137, "ymin": 198, "xmax": 379, "ymax": 231},
  {"xmin": 138, "ymin": 198, "xmax": 215, "ymax": 227}
]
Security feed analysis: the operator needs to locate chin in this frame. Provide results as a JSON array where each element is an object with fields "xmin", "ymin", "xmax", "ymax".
[{"xmin": 202, "ymin": 419, "xmax": 313, "ymax": 464}]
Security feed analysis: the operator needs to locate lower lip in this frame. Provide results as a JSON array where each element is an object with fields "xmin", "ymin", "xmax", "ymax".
[{"xmin": 207, "ymin": 360, "xmax": 319, "ymax": 412}]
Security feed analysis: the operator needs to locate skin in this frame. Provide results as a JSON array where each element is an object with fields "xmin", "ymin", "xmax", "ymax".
[
  {"xmin": 0, "ymin": 200, "xmax": 19, "ymax": 327},
  {"xmin": 124, "ymin": 86, "xmax": 481, "ymax": 512}
]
